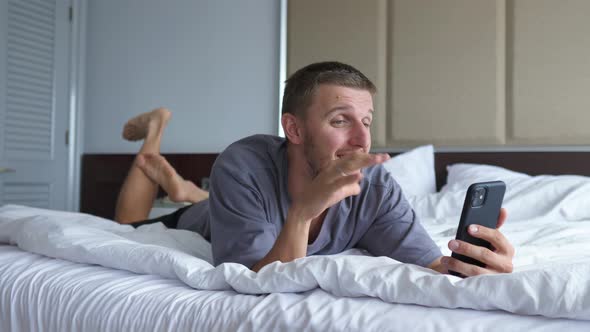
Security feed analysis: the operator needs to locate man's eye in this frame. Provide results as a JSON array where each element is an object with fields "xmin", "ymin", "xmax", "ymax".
[
  {"xmin": 363, "ymin": 122, "xmax": 372, "ymax": 128},
  {"xmin": 331, "ymin": 120, "xmax": 347, "ymax": 126}
]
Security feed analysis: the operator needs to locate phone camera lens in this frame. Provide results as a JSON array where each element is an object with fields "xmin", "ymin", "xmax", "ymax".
[{"xmin": 471, "ymin": 187, "xmax": 487, "ymax": 207}]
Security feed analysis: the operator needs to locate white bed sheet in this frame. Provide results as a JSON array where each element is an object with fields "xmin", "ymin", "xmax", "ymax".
[
  {"xmin": 2, "ymin": 203, "xmax": 590, "ymax": 330},
  {"xmin": 1, "ymin": 245, "xmax": 588, "ymax": 332}
]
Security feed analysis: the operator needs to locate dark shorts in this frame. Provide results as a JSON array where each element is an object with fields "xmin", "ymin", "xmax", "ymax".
[{"xmin": 130, "ymin": 205, "xmax": 192, "ymax": 229}]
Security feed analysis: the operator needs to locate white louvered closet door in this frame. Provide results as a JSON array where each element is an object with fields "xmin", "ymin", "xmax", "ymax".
[{"xmin": 0, "ymin": 0, "xmax": 70, "ymax": 210}]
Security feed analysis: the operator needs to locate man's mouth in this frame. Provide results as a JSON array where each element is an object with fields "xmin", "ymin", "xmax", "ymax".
[{"xmin": 335, "ymin": 150, "xmax": 362, "ymax": 159}]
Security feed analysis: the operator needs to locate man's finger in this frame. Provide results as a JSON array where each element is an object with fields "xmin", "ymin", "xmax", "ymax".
[
  {"xmin": 331, "ymin": 172, "xmax": 363, "ymax": 189},
  {"xmin": 441, "ymin": 256, "xmax": 491, "ymax": 277},
  {"xmin": 496, "ymin": 208, "xmax": 508, "ymax": 229},
  {"xmin": 448, "ymin": 240, "xmax": 502, "ymax": 270},
  {"xmin": 338, "ymin": 152, "xmax": 389, "ymax": 175},
  {"xmin": 468, "ymin": 224, "xmax": 514, "ymax": 256},
  {"xmin": 330, "ymin": 173, "xmax": 363, "ymax": 198}
]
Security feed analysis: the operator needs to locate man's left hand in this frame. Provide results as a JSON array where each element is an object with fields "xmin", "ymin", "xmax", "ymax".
[{"xmin": 433, "ymin": 208, "xmax": 515, "ymax": 276}]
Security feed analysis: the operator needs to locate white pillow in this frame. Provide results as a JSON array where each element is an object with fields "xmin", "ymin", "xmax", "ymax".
[
  {"xmin": 442, "ymin": 163, "xmax": 590, "ymax": 222},
  {"xmin": 442, "ymin": 163, "xmax": 530, "ymax": 193},
  {"xmin": 382, "ymin": 145, "xmax": 436, "ymax": 198}
]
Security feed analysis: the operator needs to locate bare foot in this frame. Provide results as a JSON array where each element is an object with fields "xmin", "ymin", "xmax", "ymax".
[
  {"xmin": 136, "ymin": 153, "xmax": 209, "ymax": 203},
  {"xmin": 122, "ymin": 108, "xmax": 171, "ymax": 141}
]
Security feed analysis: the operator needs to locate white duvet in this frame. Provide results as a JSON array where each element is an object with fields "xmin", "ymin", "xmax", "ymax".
[{"xmin": 1, "ymin": 204, "xmax": 590, "ymax": 321}]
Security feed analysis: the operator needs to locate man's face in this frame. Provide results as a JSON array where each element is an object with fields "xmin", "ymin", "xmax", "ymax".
[{"xmin": 300, "ymin": 84, "xmax": 374, "ymax": 177}]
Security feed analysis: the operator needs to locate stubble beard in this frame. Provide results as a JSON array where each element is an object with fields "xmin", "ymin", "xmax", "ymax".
[{"xmin": 303, "ymin": 133, "xmax": 322, "ymax": 179}]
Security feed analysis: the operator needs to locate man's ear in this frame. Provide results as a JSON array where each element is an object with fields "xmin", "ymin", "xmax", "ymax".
[{"xmin": 281, "ymin": 113, "xmax": 304, "ymax": 145}]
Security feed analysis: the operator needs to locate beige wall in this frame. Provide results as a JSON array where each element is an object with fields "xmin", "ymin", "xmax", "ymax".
[
  {"xmin": 288, "ymin": 0, "xmax": 590, "ymax": 148},
  {"xmin": 289, "ymin": 0, "xmax": 388, "ymax": 145}
]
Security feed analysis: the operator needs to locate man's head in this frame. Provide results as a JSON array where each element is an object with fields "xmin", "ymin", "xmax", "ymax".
[
  {"xmin": 281, "ymin": 61, "xmax": 377, "ymax": 177},
  {"xmin": 281, "ymin": 61, "xmax": 376, "ymax": 118}
]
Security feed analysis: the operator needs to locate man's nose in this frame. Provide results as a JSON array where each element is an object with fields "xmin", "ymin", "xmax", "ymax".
[{"xmin": 349, "ymin": 121, "xmax": 370, "ymax": 150}]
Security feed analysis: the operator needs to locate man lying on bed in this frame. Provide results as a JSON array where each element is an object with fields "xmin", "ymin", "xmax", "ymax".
[{"xmin": 115, "ymin": 61, "xmax": 515, "ymax": 276}]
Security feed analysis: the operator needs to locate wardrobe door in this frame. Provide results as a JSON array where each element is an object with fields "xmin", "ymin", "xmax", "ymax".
[{"xmin": 0, "ymin": 0, "xmax": 71, "ymax": 209}]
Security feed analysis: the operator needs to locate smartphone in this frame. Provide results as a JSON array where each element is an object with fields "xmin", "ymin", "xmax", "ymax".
[{"xmin": 449, "ymin": 181, "xmax": 506, "ymax": 277}]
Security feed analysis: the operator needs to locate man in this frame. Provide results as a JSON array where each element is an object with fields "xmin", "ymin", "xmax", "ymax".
[{"xmin": 116, "ymin": 61, "xmax": 514, "ymax": 276}]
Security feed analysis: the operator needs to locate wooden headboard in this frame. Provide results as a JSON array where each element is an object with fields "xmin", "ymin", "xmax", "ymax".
[
  {"xmin": 81, "ymin": 151, "xmax": 590, "ymax": 220},
  {"xmin": 81, "ymin": 154, "xmax": 218, "ymax": 220}
]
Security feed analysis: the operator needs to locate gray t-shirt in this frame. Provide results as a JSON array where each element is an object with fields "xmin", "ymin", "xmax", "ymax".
[{"xmin": 204, "ymin": 134, "xmax": 442, "ymax": 269}]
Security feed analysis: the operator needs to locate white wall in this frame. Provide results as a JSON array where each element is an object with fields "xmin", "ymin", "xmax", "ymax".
[{"xmin": 84, "ymin": 0, "xmax": 280, "ymax": 153}]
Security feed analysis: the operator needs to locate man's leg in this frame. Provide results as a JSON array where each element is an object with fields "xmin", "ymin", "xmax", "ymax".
[
  {"xmin": 136, "ymin": 153, "xmax": 209, "ymax": 204},
  {"xmin": 115, "ymin": 108, "xmax": 171, "ymax": 223}
]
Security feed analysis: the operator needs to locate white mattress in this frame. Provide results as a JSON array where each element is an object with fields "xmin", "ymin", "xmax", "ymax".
[{"xmin": 2, "ymin": 245, "xmax": 589, "ymax": 332}]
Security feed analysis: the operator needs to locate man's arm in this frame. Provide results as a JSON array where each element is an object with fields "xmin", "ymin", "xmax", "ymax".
[
  {"xmin": 251, "ymin": 152, "xmax": 390, "ymax": 272},
  {"xmin": 356, "ymin": 177, "xmax": 443, "ymax": 268},
  {"xmin": 428, "ymin": 208, "xmax": 515, "ymax": 276},
  {"xmin": 208, "ymin": 146, "xmax": 279, "ymax": 268},
  {"xmin": 251, "ymin": 208, "xmax": 311, "ymax": 272},
  {"xmin": 209, "ymin": 146, "xmax": 389, "ymax": 271}
]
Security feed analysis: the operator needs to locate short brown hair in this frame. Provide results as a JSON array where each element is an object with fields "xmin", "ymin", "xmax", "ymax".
[{"xmin": 281, "ymin": 61, "xmax": 377, "ymax": 117}]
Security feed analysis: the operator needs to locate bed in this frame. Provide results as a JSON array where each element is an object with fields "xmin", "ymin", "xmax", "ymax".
[{"xmin": 2, "ymin": 149, "xmax": 590, "ymax": 331}]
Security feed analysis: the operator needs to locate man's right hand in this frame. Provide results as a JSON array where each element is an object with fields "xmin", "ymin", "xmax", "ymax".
[
  {"xmin": 291, "ymin": 151, "xmax": 390, "ymax": 222},
  {"xmin": 251, "ymin": 151, "xmax": 390, "ymax": 272}
]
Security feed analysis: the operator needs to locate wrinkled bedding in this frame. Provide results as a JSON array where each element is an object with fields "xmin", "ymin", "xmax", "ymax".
[{"xmin": 1, "ymin": 205, "xmax": 589, "ymax": 321}]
